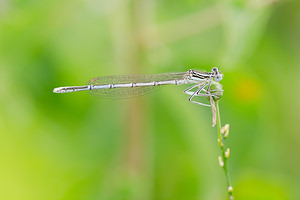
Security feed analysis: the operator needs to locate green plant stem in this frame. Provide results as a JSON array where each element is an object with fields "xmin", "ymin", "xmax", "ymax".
[{"xmin": 215, "ymin": 100, "xmax": 233, "ymax": 200}]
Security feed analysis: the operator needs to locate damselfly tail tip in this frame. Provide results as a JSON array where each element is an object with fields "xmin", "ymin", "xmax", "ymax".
[{"xmin": 53, "ymin": 87, "xmax": 66, "ymax": 93}]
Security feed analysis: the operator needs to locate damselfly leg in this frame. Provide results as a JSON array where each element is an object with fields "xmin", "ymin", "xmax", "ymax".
[
  {"xmin": 183, "ymin": 79, "xmax": 222, "ymax": 106},
  {"xmin": 188, "ymin": 82, "xmax": 211, "ymax": 106}
]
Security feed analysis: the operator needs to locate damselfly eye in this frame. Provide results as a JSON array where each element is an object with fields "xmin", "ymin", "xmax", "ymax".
[
  {"xmin": 215, "ymin": 74, "xmax": 223, "ymax": 82},
  {"xmin": 212, "ymin": 67, "xmax": 219, "ymax": 73}
]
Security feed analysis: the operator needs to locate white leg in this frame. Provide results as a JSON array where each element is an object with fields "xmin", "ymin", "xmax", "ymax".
[{"xmin": 187, "ymin": 83, "xmax": 212, "ymax": 106}]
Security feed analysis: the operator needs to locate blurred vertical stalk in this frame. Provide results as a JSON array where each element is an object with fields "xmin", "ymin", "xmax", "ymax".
[
  {"xmin": 215, "ymin": 100, "xmax": 233, "ymax": 199},
  {"xmin": 107, "ymin": 0, "xmax": 155, "ymax": 200},
  {"xmin": 133, "ymin": 1, "xmax": 156, "ymax": 200}
]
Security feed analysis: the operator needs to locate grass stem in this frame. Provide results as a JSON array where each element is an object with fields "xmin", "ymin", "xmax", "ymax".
[{"xmin": 215, "ymin": 100, "xmax": 233, "ymax": 200}]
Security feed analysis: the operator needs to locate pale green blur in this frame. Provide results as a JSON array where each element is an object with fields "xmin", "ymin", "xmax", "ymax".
[{"xmin": 0, "ymin": 0, "xmax": 300, "ymax": 199}]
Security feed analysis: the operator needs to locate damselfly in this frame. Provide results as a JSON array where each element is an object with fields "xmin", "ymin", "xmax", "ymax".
[{"xmin": 53, "ymin": 67, "xmax": 223, "ymax": 106}]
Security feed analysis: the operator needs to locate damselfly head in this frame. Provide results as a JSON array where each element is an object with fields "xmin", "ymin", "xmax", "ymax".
[{"xmin": 211, "ymin": 67, "xmax": 223, "ymax": 82}]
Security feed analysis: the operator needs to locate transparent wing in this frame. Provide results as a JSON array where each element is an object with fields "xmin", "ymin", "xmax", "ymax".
[{"xmin": 87, "ymin": 72, "xmax": 186, "ymax": 98}]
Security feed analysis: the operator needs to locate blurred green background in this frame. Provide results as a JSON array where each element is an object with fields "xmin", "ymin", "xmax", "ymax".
[{"xmin": 1, "ymin": 0, "xmax": 300, "ymax": 199}]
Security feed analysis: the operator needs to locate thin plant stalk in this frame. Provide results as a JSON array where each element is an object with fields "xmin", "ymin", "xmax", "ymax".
[{"xmin": 215, "ymin": 100, "xmax": 233, "ymax": 200}]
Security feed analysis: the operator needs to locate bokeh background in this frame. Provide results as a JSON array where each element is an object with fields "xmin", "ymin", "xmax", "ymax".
[{"xmin": 1, "ymin": 0, "xmax": 300, "ymax": 199}]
